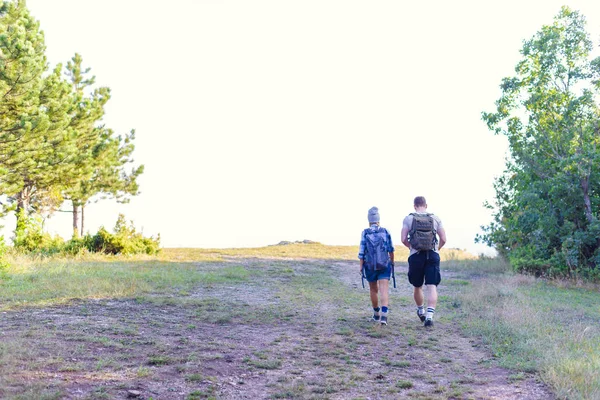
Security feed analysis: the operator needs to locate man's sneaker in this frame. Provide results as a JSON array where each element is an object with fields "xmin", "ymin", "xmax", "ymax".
[
  {"xmin": 380, "ymin": 313, "xmax": 388, "ymax": 326},
  {"xmin": 372, "ymin": 312, "xmax": 380, "ymax": 322},
  {"xmin": 417, "ymin": 310, "xmax": 426, "ymax": 322},
  {"xmin": 424, "ymin": 318, "xmax": 433, "ymax": 328}
]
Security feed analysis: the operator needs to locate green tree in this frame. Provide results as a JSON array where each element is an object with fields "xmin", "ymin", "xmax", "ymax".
[
  {"xmin": 60, "ymin": 53, "xmax": 110, "ymax": 235},
  {"xmin": 480, "ymin": 7, "xmax": 600, "ymax": 278},
  {"xmin": 59, "ymin": 55, "xmax": 144, "ymax": 237},
  {"xmin": 0, "ymin": 0, "xmax": 47, "ymax": 202},
  {"xmin": 0, "ymin": 1, "xmax": 74, "ymax": 223},
  {"xmin": 68, "ymin": 126, "xmax": 144, "ymax": 236},
  {"xmin": 0, "ymin": 1, "xmax": 143, "ymax": 243}
]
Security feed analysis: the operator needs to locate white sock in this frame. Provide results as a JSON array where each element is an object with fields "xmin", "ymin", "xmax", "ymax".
[{"xmin": 426, "ymin": 307, "xmax": 435, "ymax": 320}]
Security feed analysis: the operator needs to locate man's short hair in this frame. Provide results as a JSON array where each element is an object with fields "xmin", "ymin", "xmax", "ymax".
[{"xmin": 414, "ymin": 196, "xmax": 427, "ymax": 207}]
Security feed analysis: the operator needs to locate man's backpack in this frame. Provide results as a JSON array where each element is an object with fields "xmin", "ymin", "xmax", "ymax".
[
  {"xmin": 408, "ymin": 213, "xmax": 437, "ymax": 251},
  {"xmin": 363, "ymin": 227, "xmax": 390, "ymax": 271}
]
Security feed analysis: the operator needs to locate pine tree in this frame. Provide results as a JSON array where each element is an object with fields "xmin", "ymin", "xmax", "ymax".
[
  {"xmin": 60, "ymin": 54, "xmax": 143, "ymax": 236},
  {"xmin": 0, "ymin": 1, "xmax": 72, "ymax": 221},
  {"xmin": 0, "ymin": 0, "xmax": 46, "ymax": 201},
  {"xmin": 60, "ymin": 53, "xmax": 110, "ymax": 235},
  {"xmin": 68, "ymin": 127, "xmax": 144, "ymax": 236},
  {"xmin": 1, "ymin": 2, "xmax": 144, "ymax": 239}
]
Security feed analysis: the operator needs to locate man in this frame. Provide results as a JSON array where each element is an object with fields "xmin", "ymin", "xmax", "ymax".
[
  {"xmin": 358, "ymin": 206, "xmax": 395, "ymax": 325},
  {"xmin": 401, "ymin": 196, "xmax": 446, "ymax": 328}
]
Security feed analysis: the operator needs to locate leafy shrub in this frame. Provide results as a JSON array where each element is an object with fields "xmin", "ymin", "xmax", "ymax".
[
  {"xmin": 0, "ymin": 235, "xmax": 9, "ymax": 271},
  {"xmin": 12, "ymin": 210, "xmax": 64, "ymax": 254},
  {"xmin": 9, "ymin": 211, "xmax": 160, "ymax": 256},
  {"xmin": 61, "ymin": 234, "xmax": 95, "ymax": 255},
  {"xmin": 85, "ymin": 214, "xmax": 160, "ymax": 255},
  {"xmin": 508, "ymin": 242, "xmax": 600, "ymax": 282}
]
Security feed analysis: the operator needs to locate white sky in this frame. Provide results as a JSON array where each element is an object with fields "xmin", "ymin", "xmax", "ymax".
[{"xmin": 4, "ymin": 1, "xmax": 600, "ymax": 254}]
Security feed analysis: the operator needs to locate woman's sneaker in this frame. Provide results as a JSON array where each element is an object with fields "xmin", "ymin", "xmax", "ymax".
[
  {"xmin": 424, "ymin": 318, "xmax": 434, "ymax": 328},
  {"xmin": 380, "ymin": 313, "xmax": 388, "ymax": 325},
  {"xmin": 417, "ymin": 310, "xmax": 426, "ymax": 322},
  {"xmin": 372, "ymin": 312, "xmax": 380, "ymax": 322}
]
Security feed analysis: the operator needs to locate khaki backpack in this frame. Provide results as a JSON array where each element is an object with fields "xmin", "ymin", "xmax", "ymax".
[{"xmin": 408, "ymin": 213, "xmax": 437, "ymax": 251}]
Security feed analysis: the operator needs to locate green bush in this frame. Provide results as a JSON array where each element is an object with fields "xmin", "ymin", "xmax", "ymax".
[
  {"xmin": 85, "ymin": 214, "xmax": 160, "ymax": 255},
  {"xmin": 508, "ymin": 244, "xmax": 600, "ymax": 282},
  {"xmin": 0, "ymin": 235, "xmax": 9, "ymax": 271},
  {"xmin": 12, "ymin": 210, "xmax": 64, "ymax": 254},
  {"xmin": 61, "ymin": 234, "xmax": 94, "ymax": 255},
  {"xmin": 9, "ymin": 212, "xmax": 160, "ymax": 256}
]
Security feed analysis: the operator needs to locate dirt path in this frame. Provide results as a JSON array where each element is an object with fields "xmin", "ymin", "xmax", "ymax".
[{"xmin": 0, "ymin": 257, "xmax": 555, "ymax": 399}]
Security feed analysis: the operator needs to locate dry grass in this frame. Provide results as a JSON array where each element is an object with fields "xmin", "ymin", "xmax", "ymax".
[
  {"xmin": 0, "ymin": 253, "xmax": 250, "ymax": 310},
  {"xmin": 160, "ymin": 243, "xmax": 475, "ymax": 263},
  {"xmin": 453, "ymin": 272, "xmax": 600, "ymax": 400},
  {"xmin": 0, "ymin": 244, "xmax": 483, "ymax": 311},
  {"xmin": 160, "ymin": 243, "xmax": 362, "ymax": 261}
]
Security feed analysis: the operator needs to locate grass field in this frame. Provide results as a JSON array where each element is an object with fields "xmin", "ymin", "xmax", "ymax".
[
  {"xmin": 0, "ymin": 244, "xmax": 597, "ymax": 399},
  {"xmin": 450, "ymin": 270, "xmax": 600, "ymax": 400}
]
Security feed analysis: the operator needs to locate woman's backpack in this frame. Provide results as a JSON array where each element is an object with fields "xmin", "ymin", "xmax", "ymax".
[{"xmin": 363, "ymin": 227, "xmax": 390, "ymax": 270}]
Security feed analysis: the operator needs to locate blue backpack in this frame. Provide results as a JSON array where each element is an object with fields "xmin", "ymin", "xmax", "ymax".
[{"xmin": 363, "ymin": 227, "xmax": 390, "ymax": 271}]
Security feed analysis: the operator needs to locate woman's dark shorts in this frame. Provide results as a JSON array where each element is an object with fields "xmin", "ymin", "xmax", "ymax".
[
  {"xmin": 364, "ymin": 264, "xmax": 391, "ymax": 282},
  {"xmin": 407, "ymin": 251, "xmax": 441, "ymax": 287}
]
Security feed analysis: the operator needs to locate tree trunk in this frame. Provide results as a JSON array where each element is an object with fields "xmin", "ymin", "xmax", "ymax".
[
  {"xmin": 580, "ymin": 176, "xmax": 593, "ymax": 224},
  {"xmin": 72, "ymin": 201, "xmax": 80, "ymax": 237},
  {"xmin": 14, "ymin": 189, "xmax": 30, "ymax": 242},
  {"xmin": 581, "ymin": 175, "xmax": 599, "ymax": 268},
  {"xmin": 81, "ymin": 204, "xmax": 85, "ymax": 237},
  {"xmin": 15, "ymin": 189, "xmax": 29, "ymax": 222}
]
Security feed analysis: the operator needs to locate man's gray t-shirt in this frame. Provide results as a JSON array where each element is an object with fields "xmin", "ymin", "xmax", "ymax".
[{"xmin": 402, "ymin": 212, "xmax": 443, "ymax": 256}]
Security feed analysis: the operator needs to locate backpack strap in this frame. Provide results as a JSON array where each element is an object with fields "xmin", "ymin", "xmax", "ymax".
[{"xmin": 408, "ymin": 213, "xmax": 419, "ymax": 233}]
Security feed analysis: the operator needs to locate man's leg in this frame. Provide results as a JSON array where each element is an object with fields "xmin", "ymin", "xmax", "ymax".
[
  {"xmin": 414, "ymin": 286, "xmax": 426, "ymax": 322},
  {"xmin": 423, "ymin": 253, "xmax": 441, "ymax": 326},
  {"xmin": 424, "ymin": 284, "xmax": 438, "ymax": 326},
  {"xmin": 408, "ymin": 253, "xmax": 426, "ymax": 322},
  {"xmin": 425, "ymin": 284, "xmax": 438, "ymax": 309},
  {"xmin": 413, "ymin": 285, "xmax": 424, "ymax": 307}
]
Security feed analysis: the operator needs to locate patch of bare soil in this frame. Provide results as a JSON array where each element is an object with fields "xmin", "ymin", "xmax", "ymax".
[{"xmin": 0, "ymin": 258, "xmax": 555, "ymax": 399}]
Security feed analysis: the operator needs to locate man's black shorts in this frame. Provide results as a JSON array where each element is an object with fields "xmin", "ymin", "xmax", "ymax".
[{"xmin": 407, "ymin": 250, "xmax": 441, "ymax": 287}]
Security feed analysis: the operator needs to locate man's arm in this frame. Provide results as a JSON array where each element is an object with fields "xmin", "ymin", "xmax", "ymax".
[
  {"xmin": 401, "ymin": 226, "xmax": 410, "ymax": 249},
  {"xmin": 437, "ymin": 227, "xmax": 447, "ymax": 250}
]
